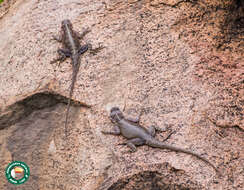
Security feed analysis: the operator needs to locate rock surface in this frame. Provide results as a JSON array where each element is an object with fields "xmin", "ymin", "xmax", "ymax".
[{"xmin": 0, "ymin": 0, "xmax": 243, "ymax": 189}]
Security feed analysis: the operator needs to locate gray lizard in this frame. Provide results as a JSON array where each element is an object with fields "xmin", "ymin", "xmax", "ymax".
[
  {"xmin": 102, "ymin": 107, "xmax": 219, "ymax": 173},
  {"xmin": 51, "ymin": 19, "xmax": 90, "ymax": 137}
]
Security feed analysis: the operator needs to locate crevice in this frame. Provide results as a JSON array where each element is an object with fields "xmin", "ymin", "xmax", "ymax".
[
  {"xmin": 0, "ymin": 91, "xmax": 90, "ymax": 130},
  {"xmin": 107, "ymin": 170, "xmax": 202, "ymax": 190},
  {"xmin": 218, "ymin": 0, "xmax": 244, "ymax": 50}
]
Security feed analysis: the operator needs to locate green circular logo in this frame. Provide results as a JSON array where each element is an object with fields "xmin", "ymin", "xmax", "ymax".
[{"xmin": 5, "ymin": 161, "xmax": 30, "ymax": 185}]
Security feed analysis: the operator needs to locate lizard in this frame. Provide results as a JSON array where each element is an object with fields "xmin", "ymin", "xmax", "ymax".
[
  {"xmin": 51, "ymin": 19, "xmax": 90, "ymax": 137},
  {"xmin": 102, "ymin": 107, "xmax": 219, "ymax": 173}
]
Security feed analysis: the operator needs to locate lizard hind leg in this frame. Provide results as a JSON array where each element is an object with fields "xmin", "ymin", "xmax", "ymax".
[
  {"xmin": 127, "ymin": 142, "xmax": 137, "ymax": 152},
  {"xmin": 148, "ymin": 125, "xmax": 167, "ymax": 136},
  {"xmin": 78, "ymin": 44, "xmax": 89, "ymax": 55},
  {"xmin": 50, "ymin": 49, "xmax": 71, "ymax": 64},
  {"xmin": 58, "ymin": 49, "xmax": 71, "ymax": 57},
  {"xmin": 147, "ymin": 126, "xmax": 156, "ymax": 137},
  {"xmin": 126, "ymin": 138, "xmax": 146, "ymax": 152}
]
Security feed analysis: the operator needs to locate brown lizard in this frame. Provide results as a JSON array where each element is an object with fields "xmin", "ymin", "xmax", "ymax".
[
  {"xmin": 102, "ymin": 107, "xmax": 219, "ymax": 173},
  {"xmin": 51, "ymin": 19, "xmax": 90, "ymax": 137}
]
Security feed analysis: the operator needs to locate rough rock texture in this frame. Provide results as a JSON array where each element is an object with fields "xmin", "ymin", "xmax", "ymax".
[
  {"xmin": 0, "ymin": 0, "xmax": 243, "ymax": 189},
  {"xmin": 0, "ymin": 0, "xmax": 17, "ymax": 19}
]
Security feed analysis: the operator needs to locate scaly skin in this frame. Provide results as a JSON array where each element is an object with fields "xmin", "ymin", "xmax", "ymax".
[
  {"xmin": 102, "ymin": 107, "xmax": 219, "ymax": 173},
  {"xmin": 51, "ymin": 20, "xmax": 90, "ymax": 137}
]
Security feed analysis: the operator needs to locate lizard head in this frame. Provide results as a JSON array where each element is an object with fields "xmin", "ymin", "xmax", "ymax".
[
  {"xmin": 110, "ymin": 107, "xmax": 124, "ymax": 123},
  {"xmin": 61, "ymin": 19, "xmax": 72, "ymax": 30}
]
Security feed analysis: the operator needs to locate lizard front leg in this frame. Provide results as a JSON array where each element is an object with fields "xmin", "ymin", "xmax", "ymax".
[
  {"xmin": 52, "ymin": 35, "xmax": 63, "ymax": 43},
  {"xmin": 75, "ymin": 28, "xmax": 90, "ymax": 40},
  {"xmin": 126, "ymin": 110, "xmax": 143, "ymax": 123},
  {"xmin": 102, "ymin": 125, "xmax": 120, "ymax": 135},
  {"xmin": 126, "ymin": 116, "xmax": 140, "ymax": 124}
]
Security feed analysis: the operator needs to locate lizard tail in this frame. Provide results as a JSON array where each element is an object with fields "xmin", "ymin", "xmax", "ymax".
[
  {"xmin": 64, "ymin": 98, "xmax": 71, "ymax": 137},
  {"xmin": 64, "ymin": 66, "xmax": 78, "ymax": 137},
  {"xmin": 146, "ymin": 139, "xmax": 219, "ymax": 173}
]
